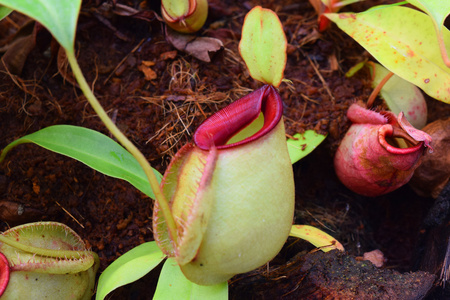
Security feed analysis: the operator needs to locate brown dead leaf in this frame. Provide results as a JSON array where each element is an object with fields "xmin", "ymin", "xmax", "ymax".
[
  {"xmin": 165, "ymin": 27, "xmax": 223, "ymax": 62},
  {"xmin": 160, "ymin": 50, "xmax": 178, "ymax": 61},
  {"xmin": 410, "ymin": 118, "xmax": 450, "ymax": 198},
  {"xmin": 138, "ymin": 63, "xmax": 157, "ymax": 81},
  {"xmin": 0, "ymin": 20, "xmax": 36, "ymax": 75},
  {"xmin": 0, "ymin": 34, "xmax": 35, "ymax": 75},
  {"xmin": 328, "ymin": 53, "xmax": 339, "ymax": 71},
  {"xmin": 141, "ymin": 60, "xmax": 155, "ymax": 67},
  {"xmin": 0, "ymin": 200, "xmax": 42, "ymax": 225},
  {"xmin": 97, "ymin": 2, "xmax": 156, "ymax": 22}
]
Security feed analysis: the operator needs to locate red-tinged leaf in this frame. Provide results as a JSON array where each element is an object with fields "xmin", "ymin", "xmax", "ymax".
[
  {"xmin": 239, "ymin": 6, "xmax": 286, "ymax": 87},
  {"xmin": 326, "ymin": 5, "xmax": 450, "ymax": 103}
]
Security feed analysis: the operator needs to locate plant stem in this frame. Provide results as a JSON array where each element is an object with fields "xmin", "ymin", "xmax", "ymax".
[
  {"xmin": 366, "ymin": 71, "xmax": 394, "ymax": 108},
  {"xmin": 65, "ymin": 50, "xmax": 178, "ymax": 246}
]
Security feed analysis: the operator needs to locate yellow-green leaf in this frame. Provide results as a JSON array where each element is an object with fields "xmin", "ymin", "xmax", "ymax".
[
  {"xmin": 326, "ymin": 5, "xmax": 450, "ymax": 103},
  {"xmin": 407, "ymin": 0, "xmax": 450, "ymax": 36},
  {"xmin": 407, "ymin": 0, "xmax": 450, "ymax": 67},
  {"xmin": 290, "ymin": 225, "xmax": 344, "ymax": 252},
  {"xmin": 239, "ymin": 6, "xmax": 287, "ymax": 87},
  {"xmin": 287, "ymin": 131, "xmax": 327, "ymax": 164}
]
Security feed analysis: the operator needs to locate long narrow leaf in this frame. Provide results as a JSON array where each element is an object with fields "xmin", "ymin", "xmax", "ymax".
[
  {"xmin": 153, "ymin": 258, "xmax": 228, "ymax": 300},
  {"xmin": 326, "ymin": 5, "xmax": 450, "ymax": 103},
  {"xmin": 290, "ymin": 225, "xmax": 344, "ymax": 252},
  {"xmin": 0, "ymin": 125, "xmax": 162, "ymax": 199},
  {"xmin": 0, "ymin": 0, "xmax": 81, "ymax": 51},
  {"xmin": 96, "ymin": 242, "xmax": 166, "ymax": 300}
]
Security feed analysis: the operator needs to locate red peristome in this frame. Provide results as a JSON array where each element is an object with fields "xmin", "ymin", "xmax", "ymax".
[
  {"xmin": 378, "ymin": 124, "xmax": 424, "ymax": 156},
  {"xmin": 193, "ymin": 85, "xmax": 282, "ymax": 150},
  {"xmin": 0, "ymin": 252, "xmax": 9, "ymax": 297}
]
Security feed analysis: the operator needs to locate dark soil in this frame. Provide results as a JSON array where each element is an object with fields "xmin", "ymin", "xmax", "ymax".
[{"xmin": 1, "ymin": 0, "xmax": 449, "ymax": 299}]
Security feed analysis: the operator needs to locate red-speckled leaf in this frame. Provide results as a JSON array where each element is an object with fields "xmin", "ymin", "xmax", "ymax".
[
  {"xmin": 287, "ymin": 130, "xmax": 327, "ymax": 164},
  {"xmin": 239, "ymin": 6, "xmax": 286, "ymax": 87},
  {"xmin": 407, "ymin": 0, "xmax": 450, "ymax": 67},
  {"xmin": 326, "ymin": 5, "xmax": 450, "ymax": 103}
]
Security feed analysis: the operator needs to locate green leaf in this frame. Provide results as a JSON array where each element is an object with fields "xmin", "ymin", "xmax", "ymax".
[
  {"xmin": 345, "ymin": 60, "xmax": 367, "ymax": 77},
  {"xmin": 326, "ymin": 5, "xmax": 450, "ymax": 103},
  {"xmin": 290, "ymin": 225, "xmax": 344, "ymax": 252},
  {"xmin": 154, "ymin": 258, "xmax": 228, "ymax": 300},
  {"xmin": 96, "ymin": 242, "xmax": 166, "ymax": 300},
  {"xmin": 287, "ymin": 130, "xmax": 327, "ymax": 164},
  {"xmin": 239, "ymin": 6, "xmax": 287, "ymax": 87},
  {"xmin": 0, "ymin": 0, "xmax": 81, "ymax": 51},
  {"xmin": 0, "ymin": 125, "xmax": 162, "ymax": 199},
  {"xmin": 370, "ymin": 62, "xmax": 427, "ymax": 129},
  {"xmin": 0, "ymin": 5, "xmax": 12, "ymax": 21}
]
